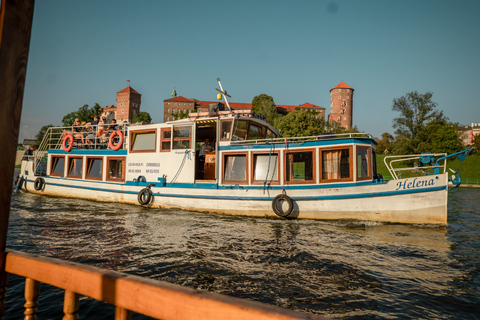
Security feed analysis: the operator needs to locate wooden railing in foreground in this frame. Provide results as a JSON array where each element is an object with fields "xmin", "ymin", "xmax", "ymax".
[{"xmin": 3, "ymin": 250, "xmax": 326, "ymax": 320}]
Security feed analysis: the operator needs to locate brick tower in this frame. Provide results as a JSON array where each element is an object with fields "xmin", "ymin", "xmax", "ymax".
[
  {"xmin": 328, "ymin": 81, "xmax": 354, "ymax": 129},
  {"xmin": 116, "ymin": 86, "xmax": 142, "ymax": 124}
]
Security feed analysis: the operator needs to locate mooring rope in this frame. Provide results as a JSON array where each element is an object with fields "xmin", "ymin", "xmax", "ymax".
[{"xmin": 171, "ymin": 149, "xmax": 191, "ymax": 184}]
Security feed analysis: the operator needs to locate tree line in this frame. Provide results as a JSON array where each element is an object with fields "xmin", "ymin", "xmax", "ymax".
[
  {"xmin": 35, "ymin": 91, "xmax": 476, "ymax": 156},
  {"xmin": 252, "ymin": 91, "xmax": 475, "ymax": 155}
]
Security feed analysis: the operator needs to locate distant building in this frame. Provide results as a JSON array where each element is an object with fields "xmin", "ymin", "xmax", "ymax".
[
  {"xmin": 458, "ymin": 122, "xmax": 480, "ymax": 146},
  {"xmin": 162, "ymin": 96, "xmax": 326, "ymax": 123},
  {"xmin": 101, "ymin": 86, "xmax": 142, "ymax": 124},
  {"xmin": 328, "ymin": 81, "xmax": 354, "ymax": 130}
]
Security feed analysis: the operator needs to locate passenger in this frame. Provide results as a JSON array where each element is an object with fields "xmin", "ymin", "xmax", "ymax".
[
  {"xmin": 72, "ymin": 118, "xmax": 86, "ymax": 144},
  {"xmin": 22, "ymin": 145, "xmax": 35, "ymax": 160},
  {"xmin": 199, "ymin": 139, "xmax": 213, "ymax": 162},
  {"xmin": 97, "ymin": 117, "xmax": 108, "ymax": 147},
  {"xmin": 107, "ymin": 119, "xmax": 119, "ymax": 132},
  {"xmin": 85, "ymin": 115, "xmax": 100, "ymax": 148}
]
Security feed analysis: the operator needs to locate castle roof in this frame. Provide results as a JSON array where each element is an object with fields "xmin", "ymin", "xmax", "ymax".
[
  {"xmin": 330, "ymin": 81, "xmax": 354, "ymax": 91},
  {"xmin": 117, "ymin": 86, "xmax": 141, "ymax": 95},
  {"xmin": 164, "ymin": 96, "xmax": 195, "ymax": 102}
]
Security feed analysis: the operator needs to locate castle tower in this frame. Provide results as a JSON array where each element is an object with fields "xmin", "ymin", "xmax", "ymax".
[
  {"xmin": 328, "ymin": 81, "xmax": 354, "ymax": 129},
  {"xmin": 116, "ymin": 86, "xmax": 142, "ymax": 123}
]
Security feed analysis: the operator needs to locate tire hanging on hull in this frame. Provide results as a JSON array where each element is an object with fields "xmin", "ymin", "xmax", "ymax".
[
  {"xmin": 138, "ymin": 188, "xmax": 152, "ymax": 205},
  {"xmin": 34, "ymin": 177, "xmax": 44, "ymax": 191},
  {"xmin": 272, "ymin": 194, "xmax": 294, "ymax": 217}
]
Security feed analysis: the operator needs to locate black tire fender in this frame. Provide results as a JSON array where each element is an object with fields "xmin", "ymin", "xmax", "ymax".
[
  {"xmin": 138, "ymin": 188, "xmax": 152, "ymax": 205},
  {"xmin": 34, "ymin": 177, "xmax": 44, "ymax": 191},
  {"xmin": 272, "ymin": 194, "xmax": 294, "ymax": 217}
]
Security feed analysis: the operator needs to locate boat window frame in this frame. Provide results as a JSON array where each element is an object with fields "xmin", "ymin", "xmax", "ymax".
[
  {"xmin": 66, "ymin": 156, "xmax": 84, "ymax": 179},
  {"xmin": 106, "ymin": 156, "xmax": 126, "ymax": 182},
  {"xmin": 250, "ymin": 151, "xmax": 280, "ymax": 185},
  {"xmin": 129, "ymin": 129, "xmax": 157, "ymax": 153},
  {"xmin": 219, "ymin": 119, "xmax": 233, "ymax": 141},
  {"xmin": 50, "ymin": 155, "xmax": 65, "ymax": 177},
  {"xmin": 222, "ymin": 151, "xmax": 249, "ymax": 184},
  {"xmin": 172, "ymin": 125, "xmax": 192, "ymax": 150},
  {"xmin": 284, "ymin": 148, "xmax": 316, "ymax": 185},
  {"xmin": 320, "ymin": 145, "xmax": 353, "ymax": 183},
  {"xmin": 356, "ymin": 146, "xmax": 371, "ymax": 181},
  {"xmin": 160, "ymin": 127, "xmax": 172, "ymax": 152},
  {"xmin": 85, "ymin": 156, "xmax": 103, "ymax": 181}
]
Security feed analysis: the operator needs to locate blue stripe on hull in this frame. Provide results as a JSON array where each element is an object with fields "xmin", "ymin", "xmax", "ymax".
[{"xmin": 25, "ymin": 178, "xmax": 446, "ymax": 202}]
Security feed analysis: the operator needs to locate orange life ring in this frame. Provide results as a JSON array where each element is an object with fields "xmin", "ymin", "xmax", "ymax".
[
  {"xmin": 62, "ymin": 134, "xmax": 74, "ymax": 152},
  {"xmin": 108, "ymin": 130, "xmax": 123, "ymax": 150}
]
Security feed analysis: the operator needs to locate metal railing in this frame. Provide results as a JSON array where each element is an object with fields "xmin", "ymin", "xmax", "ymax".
[{"xmin": 230, "ymin": 132, "xmax": 373, "ymax": 146}]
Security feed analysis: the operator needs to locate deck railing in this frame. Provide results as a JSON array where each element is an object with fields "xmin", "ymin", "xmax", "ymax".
[
  {"xmin": 230, "ymin": 132, "xmax": 373, "ymax": 146},
  {"xmin": 2, "ymin": 250, "xmax": 326, "ymax": 320}
]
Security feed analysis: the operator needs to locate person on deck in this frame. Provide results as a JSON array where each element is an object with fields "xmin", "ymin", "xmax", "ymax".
[
  {"xmin": 85, "ymin": 115, "xmax": 100, "ymax": 148},
  {"xmin": 22, "ymin": 145, "xmax": 35, "ymax": 160},
  {"xmin": 199, "ymin": 139, "xmax": 213, "ymax": 159}
]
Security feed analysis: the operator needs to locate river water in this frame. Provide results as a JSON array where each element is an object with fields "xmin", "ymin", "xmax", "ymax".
[{"xmin": 4, "ymin": 183, "xmax": 480, "ymax": 319}]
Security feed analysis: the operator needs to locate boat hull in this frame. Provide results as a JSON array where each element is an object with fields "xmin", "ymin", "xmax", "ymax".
[{"xmin": 20, "ymin": 173, "xmax": 448, "ymax": 225}]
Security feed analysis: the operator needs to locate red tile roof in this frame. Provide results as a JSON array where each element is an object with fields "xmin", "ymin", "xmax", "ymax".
[
  {"xmin": 164, "ymin": 96, "xmax": 195, "ymax": 102},
  {"xmin": 330, "ymin": 81, "xmax": 353, "ymax": 91},
  {"xmin": 117, "ymin": 86, "xmax": 141, "ymax": 95}
]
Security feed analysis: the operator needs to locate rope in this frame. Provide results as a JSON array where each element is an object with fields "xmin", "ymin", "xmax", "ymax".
[
  {"xmin": 263, "ymin": 138, "xmax": 274, "ymax": 194},
  {"xmin": 171, "ymin": 150, "xmax": 191, "ymax": 184}
]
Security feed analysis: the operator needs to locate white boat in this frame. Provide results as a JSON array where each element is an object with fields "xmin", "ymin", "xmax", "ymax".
[{"xmin": 16, "ymin": 80, "xmax": 473, "ymax": 225}]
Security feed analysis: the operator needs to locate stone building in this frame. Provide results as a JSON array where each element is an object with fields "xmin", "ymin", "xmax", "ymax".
[
  {"xmin": 327, "ymin": 81, "xmax": 354, "ymax": 130},
  {"xmin": 101, "ymin": 86, "xmax": 142, "ymax": 124}
]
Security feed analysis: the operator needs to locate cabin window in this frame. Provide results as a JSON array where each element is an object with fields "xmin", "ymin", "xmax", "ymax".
[
  {"xmin": 232, "ymin": 120, "xmax": 248, "ymax": 141},
  {"xmin": 248, "ymin": 123, "xmax": 263, "ymax": 140},
  {"xmin": 266, "ymin": 128, "xmax": 277, "ymax": 139},
  {"xmin": 285, "ymin": 150, "xmax": 315, "ymax": 183},
  {"xmin": 67, "ymin": 157, "xmax": 83, "ymax": 179},
  {"xmin": 252, "ymin": 153, "xmax": 279, "ymax": 184},
  {"xmin": 130, "ymin": 130, "xmax": 157, "ymax": 153},
  {"xmin": 160, "ymin": 128, "xmax": 172, "ymax": 152},
  {"xmin": 357, "ymin": 146, "xmax": 371, "ymax": 180},
  {"xmin": 223, "ymin": 153, "xmax": 248, "ymax": 183},
  {"xmin": 321, "ymin": 147, "xmax": 352, "ymax": 181},
  {"xmin": 86, "ymin": 157, "xmax": 103, "ymax": 180},
  {"xmin": 220, "ymin": 119, "xmax": 232, "ymax": 141},
  {"xmin": 107, "ymin": 157, "xmax": 125, "ymax": 182},
  {"xmin": 50, "ymin": 156, "xmax": 65, "ymax": 177},
  {"xmin": 172, "ymin": 126, "xmax": 191, "ymax": 149}
]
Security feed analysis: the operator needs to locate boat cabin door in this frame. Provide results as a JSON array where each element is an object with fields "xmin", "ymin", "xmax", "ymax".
[{"xmin": 169, "ymin": 124, "xmax": 196, "ymax": 184}]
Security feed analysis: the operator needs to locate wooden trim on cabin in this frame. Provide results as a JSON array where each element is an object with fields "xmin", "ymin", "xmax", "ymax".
[
  {"xmin": 49, "ymin": 155, "xmax": 66, "ymax": 177},
  {"xmin": 67, "ymin": 156, "xmax": 84, "ymax": 179},
  {"xmin": 222, "ymin": 152, "xmax": 249, "ymax": 185},
  {"xmin": 250, "ymin": 151, "xmax": 280, "ymax": 185},
  {"xmin": 84, "ymin": 157, "xmax": 103, "ymax": 181},
  {"xmin": 160, "ymin": 128, "xmax": 171, "ymax": 152},
  {"xmin": 356, "ymin": 146, "xmax": 372, "ymax": 181},
  {"xmin": 106, "ymin": 157, "xmax": 126, "ymax": 182},
  {"xmin": 283, "ymin": 148, "xmax": 317, "ymax": 185},
  {"xmin": 319, "ymin": 146, "xmax": 354, "ymax": 183},
  {"xmin": 129, "ymin": 129, "xmax": 157, "ymax": 153}
]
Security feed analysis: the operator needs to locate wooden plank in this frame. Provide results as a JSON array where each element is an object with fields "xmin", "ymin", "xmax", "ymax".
[
  {"xmin": 6, "ymin": 250, "xmax": 328, "ymax": 320},
  {"xmin": 0, "ymin": 1, "xmax": 35, "ymax": 319}
]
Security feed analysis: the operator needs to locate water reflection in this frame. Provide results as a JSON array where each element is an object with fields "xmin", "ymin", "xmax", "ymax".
[{"xmin": 6, "ymin": 186, "xmax": 480, "ymax": 319}]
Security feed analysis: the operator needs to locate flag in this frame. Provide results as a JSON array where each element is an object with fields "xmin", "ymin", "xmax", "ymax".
[{"xmin": 126, "ymin": 79, "xmax": 130, "ymax": 83}]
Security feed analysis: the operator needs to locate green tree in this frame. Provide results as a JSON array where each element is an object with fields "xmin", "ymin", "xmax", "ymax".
[
  {"xmin": 472, "ymin": 134, "xmax": 480, "ymax": 155},
  {"xmin": 274, "ymin": 109, "xmax": 322, "ymax": 138},
  {"xmin": 132, "ymin": 111, "xmax": 152, "ymax": 124},
  {"xmin": 392, "ymin": 91, "xmax": 446, "ymax": 154},
  {"xmin": 376, "ymin": 132, "xmax": 395, "ymax": 154},
  {"xmin": 62, "ymin": 103, "xmax": 102, "ymax": 126},
  {"xmin": 35, "ymin": 124, "xmax": 54, "ymax": 146},
  {"xmin": 423, "ymin": 120, "xmax": 463, "ymax": 154},
  {"xmin": 252, "ymin": 94, "xmax": 278, "ymax": 125}
]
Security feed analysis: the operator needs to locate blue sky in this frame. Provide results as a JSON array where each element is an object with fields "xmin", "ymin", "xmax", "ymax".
[{"xmin": 20, "ymin": 0, "xmax": 480, "ymax": 141}]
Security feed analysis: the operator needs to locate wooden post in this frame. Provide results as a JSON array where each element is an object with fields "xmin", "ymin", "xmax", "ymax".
[
  {"xmin": 23, "ymin": 278, "xmax": 40, "ymax": 320},
  {"xmin": 114, "ymin": 306, "xmax": 132, "ymax": 320},
  {"xmin": 62, "ymin": 290, "xmax": 79, "ymax": 320},
  {"xmin": 0, "ymin": 0, "xmax": 35, "ymax": 319}
]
